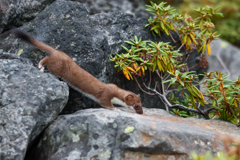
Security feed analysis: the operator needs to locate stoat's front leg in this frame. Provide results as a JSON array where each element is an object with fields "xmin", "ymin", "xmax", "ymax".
[{"xmin": 38, "ymin": 57, "xmax": 48, "ymax": 72}]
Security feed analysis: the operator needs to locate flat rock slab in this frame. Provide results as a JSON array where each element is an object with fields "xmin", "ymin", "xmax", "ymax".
[
  {"xmin": 0, "ymin": 58, "xmax": 69, "ymax": 160},
  {"xmin": 34, "ymin": 108, "xmax": 240, "ymax": 160}
]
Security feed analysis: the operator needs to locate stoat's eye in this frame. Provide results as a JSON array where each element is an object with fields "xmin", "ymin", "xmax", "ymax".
[{"xmin": 134, "ymin": 104, "xmax": 139, "ymax": 108}]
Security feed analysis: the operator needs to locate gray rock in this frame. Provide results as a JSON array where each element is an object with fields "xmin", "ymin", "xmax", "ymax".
[
  {"xmin": 31, "ymin": 108, "xmax": 240, "ymax": 160},
  {"xmin": 209, "ymin": 39, "xmax": 240, "ymax": 80},
  {"xmin": 0, "ymin": 0, "xmax": 202, "ymax": 113},
  {"xmin": 76, "ymin": 0, "xmax": 146, "ymax": 16},
  {"xmin": 0, "ymin": 58, "xmax": 69, "ymax": 160},
  {"xmin": 0, "ymin": 0, "xmax": 55, "ymax": 33}
]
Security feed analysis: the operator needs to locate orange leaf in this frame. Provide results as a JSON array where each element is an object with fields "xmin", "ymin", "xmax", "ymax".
[
  {"xmin": 199, "ymin": 91, "xmax": 204, "ymax": 101},
  {"xmin": 133, "ymin": 63, "xmax": 138, "ymax": 70},
  {"xmin": 207, "ymin": 43, "xmax": 211, "ymax": 56},
  {"xmin": 123, "ymin": 70, "xmax": 130, "ymax": 80},
  {"xmin": 190, "ymin": 32, "xmax": 196, "ymax": 37},
  {"xmin": 141, "ymin": 66, "xmax": 145, "ymax": 75},
  {"xmin": 127, "ymin": 67, "xmax": 135, "ymax": 72}
]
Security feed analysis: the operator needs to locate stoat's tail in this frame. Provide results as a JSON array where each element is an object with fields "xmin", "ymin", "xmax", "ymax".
[{"xmin": 13, "ymin": 29, "xmax": 56, "ymax": 54}]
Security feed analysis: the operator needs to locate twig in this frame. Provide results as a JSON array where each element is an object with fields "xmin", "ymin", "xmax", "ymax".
[
  {"xmin": 215, "ymin": 45, "xmax": 231, "ymax": 76},
  {"xmin": 178, "ymin": 42, "xmax": 185, "ymax": 51},
  {"xmin": 205, "ymin": 95, "xmax": 219, "ymax": 108},
  {"xmin": 188, "ymin": 64, "xmax": 198, "ymax": 70},
  {"xmin": 163, "ymin": 72, "xmax": 170, "ymax": 81},
  {"xmin": 155, "ymin": 70, "xmax": 165, "ymax": 93},
  {"xmin": 170, "ymin": 104, "xmax": 202, "ymax": 114},
  {"xmin": 151, "ymin": 73, "xmax": 161, "ymax": 93},
  {"xmin": 204, "ymin": 107, "xmax": 215, "ymax": 113},
  {"xmin": 169, "ymin": 33, "xmax": 177, "ymax": 43},
  {"xmin": 148, "ymin": 67, "xmax": 152, "ymax": 88},
  {"xmin": 133, "ymin": 75, "xmax": 156, "ymax": 96},
  {"xmin": 183, "ymin": 52, "xmax": 190, "ymax": 63}
]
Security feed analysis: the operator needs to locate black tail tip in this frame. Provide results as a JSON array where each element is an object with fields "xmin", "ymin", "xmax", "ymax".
[{"xmin": 12, "ymin": 29, "xmax": 32, "ymax": 43}]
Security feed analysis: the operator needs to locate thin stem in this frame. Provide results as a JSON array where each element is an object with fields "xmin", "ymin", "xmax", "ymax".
[
  {"xmin": 216, "ymin": 46, "xmax": 231, "ymax": 76},
  {"xmin": 204, "ymin": 107, "xmax": 215, "ymax": 113},
  {"xmin": 152, "ymin": 73, "xmax": 161, "ymax": 93},
  {"xmin": 170, "ymin": 104, "xmax": 202, "ymax": 114},
  {"xmin": 155, "ymin": 70, "xmax": 164, "ymax": 93},
  {"xmin": 148, "ymin": 67, "xmax": 152, "ymax": 88},
  {"xmin": 205, "ymin": 95, "xmax": 219, "ymax": 108},
  {"xmin": 169, "ymin": 32, "xmax": 176, "ymax": 43},
  {"xmin": 133, "ymin": 75, "xmax": 156, "ymax": 96},
  {"xmin": 184, "ymin": 52, "xmax": 190, "ymax": 63},
  {"xmin": 163, "ymin": 72, "xmax": 170, "ymax": 81},
  {"xmin": 178, "ymin": 43, "xmax": 185, "ymax": 51},
  {"xmin": 188, "ymin": 64, "xmax": 198, "ymax": 70}
]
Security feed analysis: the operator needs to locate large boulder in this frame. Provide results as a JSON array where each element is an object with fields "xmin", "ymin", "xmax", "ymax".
[
  {"xmin": 27, "ymin": 108, "xmax": 240, "ymax": 160},
  {"xmin": 0, "ymin": 0, "xmax": 55, "ymax": 34},
  {"xmin": 0, "ymin": 55, "xmax": 69, "ymax": 160},
  {"xmin": 76, "ymin": 0, "xmax": 146, "ymax": 16},
  {"xmin": 0, "ymin": 0, "xmax": 202, "ymax": 113},
  {"xmin": 209, "ymin": 39, "xmax": 240, "ymax": 80}
]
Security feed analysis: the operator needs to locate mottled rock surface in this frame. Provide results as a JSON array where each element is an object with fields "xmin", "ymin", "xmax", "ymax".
[
  {"xmin": 0, "ymin": 1, "xmax": 239, "ymax": 160},
  {"xmin": 0, "ymin": 0, "xmax": 55, "ymax": 33},
  {"xmin": 0, "ymin": 0, "xmax": 202, "ymax": 113},
  {"xmin": 0, "ymin": 58, "xmax": 69, "ymax": 160},
  {"xmin": 77, "ymin": 0, "xmax": 146, "ymax": 16},
  {"xmin": 209, "ymin": 39, "xmax": 240, "ymax": 80},
  {"xmin": 30, "ymin": 108, "xmax": 240, "ymax": 160}
]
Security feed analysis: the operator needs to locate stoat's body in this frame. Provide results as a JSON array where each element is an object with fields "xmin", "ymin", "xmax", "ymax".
[{"xmin": 14, "ymin": 30, "xmax": 143, "ymax": 114}]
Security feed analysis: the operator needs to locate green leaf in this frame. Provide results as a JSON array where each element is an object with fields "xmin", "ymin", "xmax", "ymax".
[
  {"xmin": 152, "ymin": 60, "xmax": 157, "ymax": 72},
  {"xmin": 179, "ymin": 81, "xmax": 184, "ymax": 87},
  {"xmin": 124, "ymin": 41, "xmax": 134, "ymax": 45},
  {"xmin": 17, "ymin": 49, "xmax": 23, "ymax": 56},
  {"xmin": 145, "ymin": 24, "xmax": 151, "ymax": 27},
  {"xmin": 134, "ymin": 36, "xmax": 138, "ymax": 42},
  {"xmin": 124, "ymin": 126, "xmax": 135, "ymax": 134},
  {"xmin": 213, "ymin": 13, "xmax": 224, "ymax": 18},
  {"xmin": 121, "ymin": 45, "xmax": 129, "ymax": 52},
  {"xmin": 177, "ymin": 85, "xmax": 182, "ymax": 92}
]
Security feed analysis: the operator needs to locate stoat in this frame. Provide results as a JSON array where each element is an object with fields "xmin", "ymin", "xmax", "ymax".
[{"xmin": 13, "ymin": 29, "xmax": 143, "ymax": 114}]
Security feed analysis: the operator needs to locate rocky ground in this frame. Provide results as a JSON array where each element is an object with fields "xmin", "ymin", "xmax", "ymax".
[{"xmin": 0, "ymin": 0, "xmax": 240, "ymax": 160}]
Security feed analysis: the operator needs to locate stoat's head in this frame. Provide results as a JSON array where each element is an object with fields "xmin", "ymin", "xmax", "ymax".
[{"xmin": 125, "ymin": 93, "xmax": 143, "ymax": 114}]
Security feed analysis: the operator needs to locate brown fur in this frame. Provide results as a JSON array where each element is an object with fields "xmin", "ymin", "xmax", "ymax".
[{"xmin": 14, "ymin": 30, "xmax": 143, "ymax": 114}]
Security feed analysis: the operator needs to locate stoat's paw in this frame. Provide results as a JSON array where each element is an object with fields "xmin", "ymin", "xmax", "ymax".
[{"xmin": 38, "ymin": 64, "xmax": 45, "ymax": 72}]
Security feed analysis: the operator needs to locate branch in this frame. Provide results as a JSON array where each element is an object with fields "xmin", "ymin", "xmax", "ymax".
[
  {"xmin": 205, "ymin": 95, "xmax": 219, "ymax": 108},
  {"xmin": 141, "ymin": 82, "xmax": 203, "ymax": 114},
  {"xmin": 196, "ymin": 103, "xmax": 210, "ymax": 119},
  {"xmin": 155, "ymin": 70, "xmax": 164, "ymax": 93},
  {"xmin": 135, "ymin": 71, "xmax": 214, "ymax": 118},
  {"xmin": 151, "ymin": 73, "xmax": 161, "ymax": 93}
]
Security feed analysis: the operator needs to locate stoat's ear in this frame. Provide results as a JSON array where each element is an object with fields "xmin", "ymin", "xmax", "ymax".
[{"xmin": 125, "ymin": 94, "xmax": 134, "ymax": 102}]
